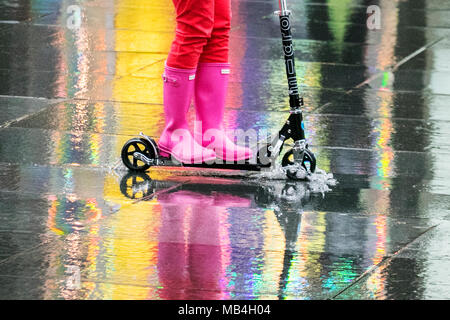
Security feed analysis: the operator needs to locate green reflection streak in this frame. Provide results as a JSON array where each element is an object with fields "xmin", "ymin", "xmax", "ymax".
[{"xmin": 327, "ymin": 0, "xmax": 355, "ymax": 54}]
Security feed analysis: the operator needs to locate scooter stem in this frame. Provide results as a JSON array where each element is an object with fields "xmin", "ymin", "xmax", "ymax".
[
  {"xmin": 279, "ymin": 0, "xmax": 289, "ymax": 15},
  {"xmin": 276, "ymin": 1, "xmax": 303, "ymax": 111}
]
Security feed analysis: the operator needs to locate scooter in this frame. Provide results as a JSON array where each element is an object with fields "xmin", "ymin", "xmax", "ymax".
[{"xmin": 120, "ymin": 0, "xmax": 316, "ymax": 180}]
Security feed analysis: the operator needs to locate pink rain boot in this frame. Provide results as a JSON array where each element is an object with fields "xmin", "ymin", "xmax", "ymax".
[
  {"xmin": 194, "ymin": 63, "xmax": 253, "ymax": 162},
  {"xmin": 158, "ymin": 65, "xmax": 217, "ymax": 164}
]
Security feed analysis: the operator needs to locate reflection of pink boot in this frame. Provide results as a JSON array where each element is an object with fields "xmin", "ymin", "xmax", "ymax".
[
  {"xmin": 194, "ymin": 63, "xmax": 253, "ymax": 162},
  {"xmin": 158, "ymin": 65, "xmax": 216, "ymax": 164}
]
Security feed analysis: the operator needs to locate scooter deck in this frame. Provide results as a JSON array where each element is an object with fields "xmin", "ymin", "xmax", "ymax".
[{"xmin": 157, "ymin": 156, "xmax": 273, "ymax": 171}]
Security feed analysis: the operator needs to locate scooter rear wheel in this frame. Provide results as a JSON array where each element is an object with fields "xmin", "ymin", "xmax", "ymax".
[
  {"xmin": 121, "ymin": 138, "xmax": 156, "ymax": 171},
  {"xmin": 282, "ymin": 148, "xmax": 316, "ymax": 180}
]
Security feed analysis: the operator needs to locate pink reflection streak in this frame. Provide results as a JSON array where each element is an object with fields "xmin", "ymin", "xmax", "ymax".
[{"xmin": 156, "ymin": 190, "xmax": 246, "ymax": 299}]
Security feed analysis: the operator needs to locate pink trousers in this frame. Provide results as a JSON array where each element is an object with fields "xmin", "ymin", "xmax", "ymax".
[{"xmin": 166, "ymin": 0, "xmax": 231, "ymax": 69}]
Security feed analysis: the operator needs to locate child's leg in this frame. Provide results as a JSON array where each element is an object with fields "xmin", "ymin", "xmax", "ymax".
[
  {"xmin": 194, "ymin": 0, "xmax": 253, "ymax": 161},
  {"xmin": 199, "ymin": 0, "xmax": 231, "ymax": 63},
  {"xmin": 160, "ymin": 0, "xmax": 217, "ymax": 164},
  {"xmin": 167, "ymin": 0, "xmax": 215, "ymax": 69}
]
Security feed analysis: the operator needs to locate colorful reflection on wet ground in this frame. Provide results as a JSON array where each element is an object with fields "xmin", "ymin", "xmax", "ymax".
[{"xmin": 1, "ymin": 0, "xmax": 450, "ymax": 299}]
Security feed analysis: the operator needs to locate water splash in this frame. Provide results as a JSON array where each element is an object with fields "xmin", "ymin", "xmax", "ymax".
[{"xmin": 250, "ymin": 162, "xmax": 337, "ymax": 194}]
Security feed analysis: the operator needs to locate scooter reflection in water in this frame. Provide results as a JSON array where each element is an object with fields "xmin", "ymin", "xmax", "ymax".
[{"xmin": 119, "ymin": 172, "xmax": 323, "ymax": 299}]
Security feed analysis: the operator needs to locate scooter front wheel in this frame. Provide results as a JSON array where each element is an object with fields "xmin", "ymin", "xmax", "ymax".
[
  {"xmin": 121, "ymin": 137, "xmax": 156, "ymax": 171},
  {"xmin": 281, "ymin": 148, "xmax": 316, "ymax": 180}
]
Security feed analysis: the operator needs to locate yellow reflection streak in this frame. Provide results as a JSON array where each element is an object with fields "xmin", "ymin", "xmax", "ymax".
[
  {"xmin": 113, "ymin": 0, "xmax": 173, "ymax": 141},
  {"xmin": 260, "ymin": 209, "xmax": 285, "ymax": 299},
  {"xmin": 102, "ymin": 174, "xmax": 161, "ymax": 299},
  {"xmin": 96, "ymin": 0, "xmax": 175, "ymax": 299}
]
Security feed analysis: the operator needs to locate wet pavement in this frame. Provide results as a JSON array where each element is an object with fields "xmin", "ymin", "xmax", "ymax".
[{"xmin": 1, "ymin": 0, "xmax": 450, "ymax": 300}]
